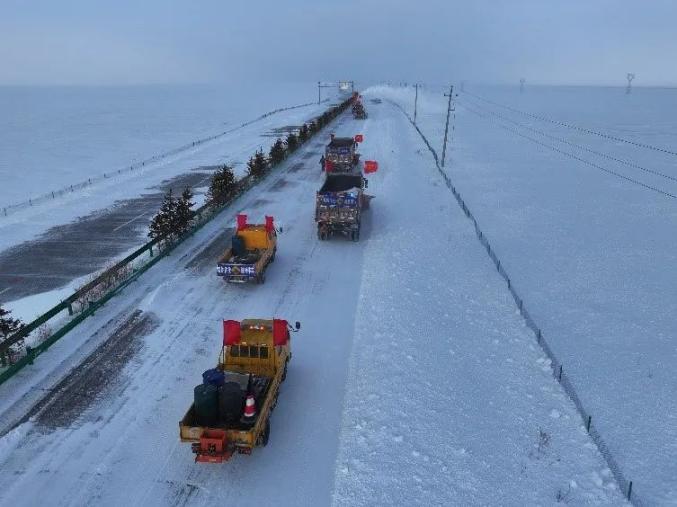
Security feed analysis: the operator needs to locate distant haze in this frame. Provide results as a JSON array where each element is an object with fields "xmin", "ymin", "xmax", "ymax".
[{"xmin": 2, "ymin": 0, "xmax": 676, "ymax": 87}]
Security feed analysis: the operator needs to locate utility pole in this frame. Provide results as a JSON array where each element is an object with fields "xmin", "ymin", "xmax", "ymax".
[
  {"xmin": 441, "ymin": 85, "xmax": 454, "ymax": 168},
  {"xmin": 318, "ymin": 81, "xmax": 321, "ymax": 104},
  {"xmin": 626, "ymin": 73, "xmax": 635, "ymax": 94},
  {"xmin": 414, "ymin": 83, "xmax": 419, "ymax": 125}
]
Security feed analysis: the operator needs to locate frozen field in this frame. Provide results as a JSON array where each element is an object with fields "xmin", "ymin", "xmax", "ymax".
[
  {"xmin": 0, "ymin": 82, "xmax": 331, "ymax": 205},
  {"xmin": 0, "ymin": 99, "xmax": 625, "ymax": 506},
  {"xmin": 373, "ymin": 84, "xmax": 677, "ymax": 504}
]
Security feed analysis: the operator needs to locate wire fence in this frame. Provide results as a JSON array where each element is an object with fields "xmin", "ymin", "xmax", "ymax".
[
  {"xmin": 1, "ymin": 100, "xmax": 326, "ymax": 218},
  {"xmin": 388, "ymin": 98, "xmax": 642, "ymax": 505}
]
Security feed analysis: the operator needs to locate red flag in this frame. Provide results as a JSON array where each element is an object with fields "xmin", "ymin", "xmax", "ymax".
[
  {"xmin": 265, "ymin": 216, "xmax": 274, "ymax": 233},
  {"xmin": 236, "ymin": 214, "xmax": 247, "ymax": 231},
  {"xmin": 223, "ymin": 320, "xmax": 241, "ymax": 345},
  {"xmin": 272, "ymin": 319, "xmax": 289, "ymax": 346},
  {"xmin": 364, "ymin": 160, "xmax": 379, "ymax": 173}
]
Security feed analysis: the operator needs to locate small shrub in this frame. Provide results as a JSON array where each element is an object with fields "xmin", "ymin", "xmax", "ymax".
[
  {"xmin": 247, "ymin": 149, "xmax": 268, "ymax": 180},
  {"xmin": 269, "ymin": 138, "xmax": 286, "ymax": 165},
  {"xmin": 286, "ymin": 132, "xmax": 299, "ymax": 153},
  {"xmin": 207, "ymin": 165, "xmax": 237, "ymax": 207}
]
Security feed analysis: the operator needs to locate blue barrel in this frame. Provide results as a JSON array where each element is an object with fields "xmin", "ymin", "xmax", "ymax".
[{"xmin": 202, "ymin": 368, "xmax": 225, "ymax": 387}]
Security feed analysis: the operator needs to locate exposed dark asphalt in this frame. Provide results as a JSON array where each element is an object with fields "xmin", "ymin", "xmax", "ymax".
[{"xmin": 0, "ymin": 172, "xmax": 212, "ymax": 304}]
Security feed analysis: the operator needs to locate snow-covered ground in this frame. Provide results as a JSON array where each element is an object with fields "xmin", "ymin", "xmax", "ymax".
[
  {"xmin": 0, "ymin": 99, "xmax": 624, "ymax": 505},
  {"xmin": 373, "ymin": 83, "xmax": 677, "ymax": 504},
  {"xmin": 0, "ymin": 83, "xmax": 332, "ymax": 206}
]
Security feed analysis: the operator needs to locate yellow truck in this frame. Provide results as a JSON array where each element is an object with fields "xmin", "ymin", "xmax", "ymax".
[
  {"xmin": 216, "ymin": 214, "xmax": 277, "ymax": 284},
  {"xmin": 179, "ymin": 318, "xmax": 300, "ymax": 463}
]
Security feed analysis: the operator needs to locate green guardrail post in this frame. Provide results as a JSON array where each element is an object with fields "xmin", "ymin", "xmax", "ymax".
[
  {"xmin": 26, "ymin": 346, "xmax": 34, "ymax": 365},
  {"xmin": 68, "ymin": 303, "xmax": 74, "ymax": 316},
  {"xmin": 149, "ymin": 244, "xmax": 153, "ymax": 257}
]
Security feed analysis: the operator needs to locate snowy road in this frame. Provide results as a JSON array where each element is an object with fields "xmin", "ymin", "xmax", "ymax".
[{"xmin": 0, "ymin": 101, "xmax": 624, "ymax": 505}]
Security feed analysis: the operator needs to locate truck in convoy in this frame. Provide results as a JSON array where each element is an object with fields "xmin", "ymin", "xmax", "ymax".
[
  {"xmin": 352, "ymin": 101, "xmax": 367, "ymax": 119},
  {"xmin": 216, "ymin": 214, "xmax": 277, "ymax": 284},
  {"xmin": 180, "ymin": 318, "xmax": 301, "ymax": 462},
  {"xmin": 324, "ymin": 135, "xmax": 360, "ymax": 173},
  {"xmin": 316, "ymin": 173, "xmax": 370, "ymax": 241}
]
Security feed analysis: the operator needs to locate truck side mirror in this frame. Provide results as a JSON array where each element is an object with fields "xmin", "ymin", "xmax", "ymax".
[{"xmin": 295, "ymin": 321, "xmax": 301, "ymax": 330}]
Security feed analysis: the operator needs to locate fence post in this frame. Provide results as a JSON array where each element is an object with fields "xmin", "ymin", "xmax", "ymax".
[
  {"xmin": 627, "ymin": 481, "xmax": 633, "ymax": 500},
  {"xmin": 26, "ymin": 346, "xmax": 34, "ymax": 365},
  {"xmin": 537, "ymin": 329, "xmax": 542, "ymax": 344},
  {"xmin": 586, "ymin": 415, "xmax": 592, "ymax": 432},
  {"xmin": 558, "ymin": 364, "xmax": 563, "ymax": 381},
  {"xmin": 68, "ymin": 303, "xmax": 74, "ymax": 316}
]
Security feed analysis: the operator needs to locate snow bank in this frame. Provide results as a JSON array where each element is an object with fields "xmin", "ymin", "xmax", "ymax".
[{"xmin": 331, "ymin": 95, "xmax": 624, "ymax": 505}]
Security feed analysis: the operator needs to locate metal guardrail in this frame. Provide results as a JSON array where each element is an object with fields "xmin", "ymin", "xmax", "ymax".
[
  {"xmin": 0, "ymin": 97, "xmax": 354, "ymax": 385},
  {"xmin": 388, "ymin": 98, "xmax": 642, "ymax": 505}
]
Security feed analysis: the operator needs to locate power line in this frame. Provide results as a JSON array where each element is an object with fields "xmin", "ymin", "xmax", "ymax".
[
  {"xmin": 458, "ymin": 96, "xmax": 677, "ymax": 184},
  {"xmin": 462, "ymin": 90, "xmax": 677, "ymax": 157},
  {"xmin": 456, "ymin": 100, "xmax": 677, "ymax": 200}
]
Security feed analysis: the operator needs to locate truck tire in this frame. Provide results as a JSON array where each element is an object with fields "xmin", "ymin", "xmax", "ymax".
[
  {"xmin": 281, "ymin": 361, "xmax": 289, "ymax": 382},
  {"xmin": 257, "ymin": 272, "xmax": 266, "ymax": 284},
  {"xmin": 270, "ymin": 248, "xmax": 276, "ymax": 262},
  {"xmin": 257, "ymin": 420, "xmax": 270, "ymax": 447}
]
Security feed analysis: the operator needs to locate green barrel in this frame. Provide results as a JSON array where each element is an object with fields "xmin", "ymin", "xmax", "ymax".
[{"xmin": 194, "ymin": 383, "xmax": 219, "ymax": 426}]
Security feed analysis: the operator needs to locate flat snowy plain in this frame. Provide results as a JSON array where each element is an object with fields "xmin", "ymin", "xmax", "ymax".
[
  {"xmin": 0, "ymin": 87, "xmax": 627, "ymax": 505},
  {"xmin": 375, "ymin": 84, "xmax": 677, "ymax": 505}
]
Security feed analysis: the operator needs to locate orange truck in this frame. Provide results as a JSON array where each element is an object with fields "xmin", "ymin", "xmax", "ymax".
[
  {"xmin": 216, "ymin": 214, "xmax": 277, "ymax": 284},
  {"xmin": 179, "ymin": 318, "xmax": 300, "ymax": 463}
]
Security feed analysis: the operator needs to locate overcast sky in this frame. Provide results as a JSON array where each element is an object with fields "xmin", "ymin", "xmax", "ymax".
[{"xmin": 1, "ymin": 0, "xmax": 676, "ymax": 87}]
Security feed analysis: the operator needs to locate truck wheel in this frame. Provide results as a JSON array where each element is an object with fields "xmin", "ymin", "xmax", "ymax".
[
  {"xmin": 257, "ymin": 273, "xmax": 266, "ymax": 284},
  {"xmin": 258, "ymin": 421, "xmax": 270, "ymax": 447},
  {"xmin": 281, "ymin": 361, "xmax": 288, "ymax": 382},
  {"xmin": 270, "ymin": 248, "xmax": 276, "ymax": 262}
]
